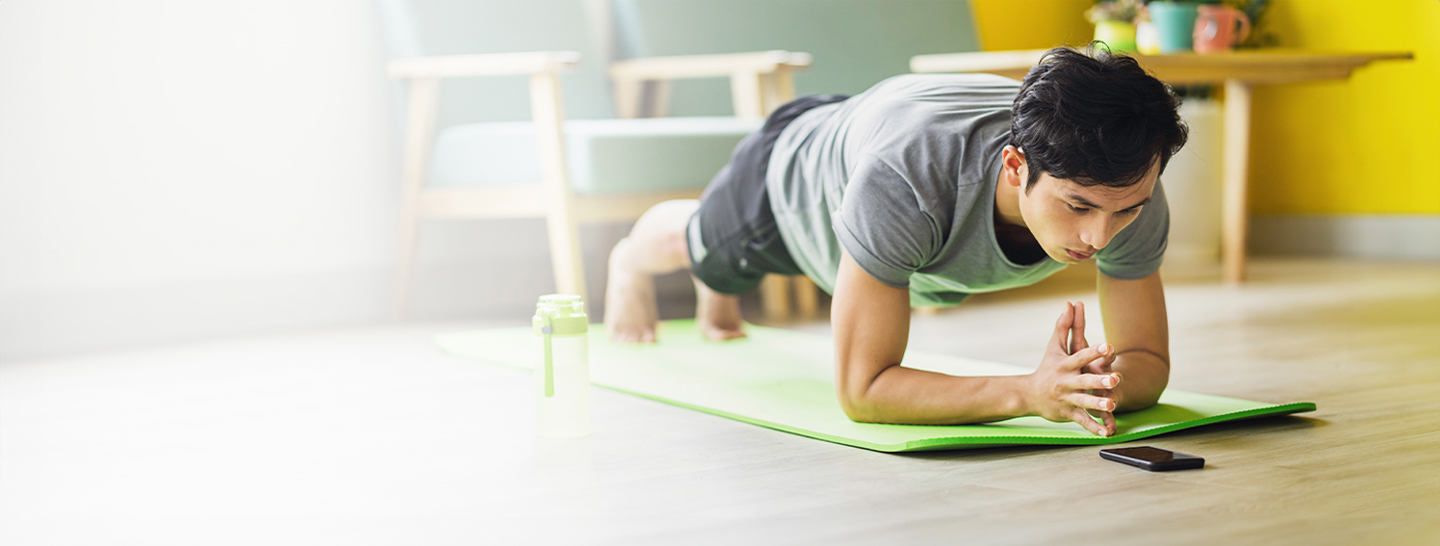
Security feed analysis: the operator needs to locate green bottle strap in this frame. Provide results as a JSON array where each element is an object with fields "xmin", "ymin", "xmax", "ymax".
[{"xmin": 542, "ymin": 317, "xmax": 554, "ymax": 398}]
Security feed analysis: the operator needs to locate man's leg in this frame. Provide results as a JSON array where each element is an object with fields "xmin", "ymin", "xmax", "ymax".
[
  {"xmin": 692, "ymin": 275, "xmax": 745, "ymax": 341},
  {"xmin": 604, "ymin": 199, "xmax": 744, "ymax": 343}
]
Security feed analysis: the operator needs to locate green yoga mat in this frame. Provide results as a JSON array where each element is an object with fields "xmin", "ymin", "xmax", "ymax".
[{"xmin": 437, "ymin": 320, "xmax": 1315, "ymax": 452}]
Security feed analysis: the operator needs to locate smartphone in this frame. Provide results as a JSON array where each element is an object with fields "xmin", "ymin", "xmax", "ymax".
[{"xmin": 1099, "ymin": 446, "xmax": 1204, "ymax": 471}]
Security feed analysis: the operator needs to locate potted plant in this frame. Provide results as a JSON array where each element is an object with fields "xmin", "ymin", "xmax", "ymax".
[
  {"xmin": 1085, "ymin": 0, "xmax": 1145, "ymax": 52},
  {"xmin": 1134, "ymin": 4, "xmax": 1161, "ymax": 55},
  {"xmin": 1222, "ymin": 0, "xmax": 1276, "ymax": 48}
]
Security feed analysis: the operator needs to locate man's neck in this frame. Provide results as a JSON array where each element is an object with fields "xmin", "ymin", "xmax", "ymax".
[
  {"xmin": 993, "ymin": 169, "xmax": 1026, "ymax": 229},
  {"xmin": 992, "ymin": 169, "xmax": 1046, "ymax": 264}
]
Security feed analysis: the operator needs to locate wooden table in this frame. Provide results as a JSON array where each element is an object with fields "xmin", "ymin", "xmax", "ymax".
[{"xmin": 911, "ymin": 49, "xmax": 1413, "ymax": 282}]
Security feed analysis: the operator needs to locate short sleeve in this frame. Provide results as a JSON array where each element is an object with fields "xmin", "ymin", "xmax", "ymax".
[
  {"xmin": 832, "ymin": 154, "xmax": 944, "ymax": 288},
  {"xmin": 1097, "ymin": 180, "xmax": 1170, "ymax": 280}
]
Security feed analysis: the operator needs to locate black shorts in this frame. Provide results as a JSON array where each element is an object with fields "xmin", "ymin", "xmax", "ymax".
[{"xmin": 687, "ymin": 94, "xmax": 849, "ymax": 295}]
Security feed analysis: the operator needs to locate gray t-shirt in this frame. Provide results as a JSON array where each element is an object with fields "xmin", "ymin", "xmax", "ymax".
[{"xmin": 766, "ymin": 74, "xmax": 1169, "ymax": 307}]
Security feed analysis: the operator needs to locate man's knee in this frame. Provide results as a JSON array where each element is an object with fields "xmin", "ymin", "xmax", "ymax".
[{"xmin": 654, "ymin": 199, "xmax": 700, "ymax": 223}]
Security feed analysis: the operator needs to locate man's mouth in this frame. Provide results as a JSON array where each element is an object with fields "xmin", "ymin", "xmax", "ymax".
[{"xmin": 1066, "ymin": 249, "xmax": 1094, "ymax": 261}]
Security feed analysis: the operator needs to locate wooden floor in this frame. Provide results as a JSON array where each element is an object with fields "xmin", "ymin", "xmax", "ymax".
[{"xmin": 1, "ymin": 258, "xmax": 1437, "ymax": 545}]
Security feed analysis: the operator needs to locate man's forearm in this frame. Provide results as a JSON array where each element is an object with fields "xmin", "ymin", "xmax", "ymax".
[
  {"xmin": 843, "ymin": 364, "xmax": 1031, "ymax": 425},
  {"xmin": 1111, "ymin": 351, "xmax": 1169, "ymax": 411}
]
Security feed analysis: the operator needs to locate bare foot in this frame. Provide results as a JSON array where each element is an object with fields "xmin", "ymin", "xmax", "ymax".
[
  {"xmin": 695, "ymin": 277, "xmax": 745, "ymax": 341},
  {"xmin": 604, "ymin": 239, "xmax": 659, "ymax": 343}
]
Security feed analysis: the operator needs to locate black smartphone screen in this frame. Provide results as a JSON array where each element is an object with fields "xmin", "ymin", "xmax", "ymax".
[{"xmin": 1099, "ymin": 446, "xmax": 1205, "ymax": 471}]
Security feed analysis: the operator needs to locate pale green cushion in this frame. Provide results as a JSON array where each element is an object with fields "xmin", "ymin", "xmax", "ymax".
[{"xmin": 428, "ymin": 117, "xmax": 763, "ymax": 194}]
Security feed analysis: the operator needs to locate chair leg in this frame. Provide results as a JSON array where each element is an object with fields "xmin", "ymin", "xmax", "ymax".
[
  {"xmin": 529, "ymin": 70, "xmax": 587, "ymax": 304},
  {"xmin": 793, "ymin": 275, "xmax": 819, "ymax": 320},
  {"xmin": 761, "ymin": 274, "xmax": 791, "ymax": 322},
  {"xmin": 393, "ymin": 78, "xmax": 438, "ymax": 322},
  {"xmin": 392, "ymin": 204, "xmax": 421, "ymax": 321},
  {"xmin": 544, "ymin": 213, "xmax": 587, "ymax": 302}
]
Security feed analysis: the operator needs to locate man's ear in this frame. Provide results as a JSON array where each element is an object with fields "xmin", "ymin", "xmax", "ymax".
[{"xmin": 1001, "ymin": 145, "xmax": 1026, "ymax": 188}]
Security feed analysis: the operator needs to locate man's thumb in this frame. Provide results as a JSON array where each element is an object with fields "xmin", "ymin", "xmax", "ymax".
[{"xmin": 1050, "ymin": 302, "xmax": 1073, "ymax": 348}]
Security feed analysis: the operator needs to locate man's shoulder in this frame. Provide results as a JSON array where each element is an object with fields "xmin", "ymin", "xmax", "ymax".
[
  {"xmin": 850, "ymin": 74, "xmax": 1018, "ymax": 139},
  {"xmin": 860, "ymin": 73, "xmax": 1022, "ymax": 105},
  {"xmin": 845, "ymin": 74, "xmax": 1014, "ymax": 199}
]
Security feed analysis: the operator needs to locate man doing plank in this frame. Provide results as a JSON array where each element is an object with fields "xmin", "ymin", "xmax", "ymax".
[{"xmin": 603, "ymin": 47, "xmax": 1188, "ymax": 437}]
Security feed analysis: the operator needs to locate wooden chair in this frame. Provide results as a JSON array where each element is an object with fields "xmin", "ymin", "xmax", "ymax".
[{"xmin": 380, "ymin": 0, "xmax": 808, "ymax": 318}]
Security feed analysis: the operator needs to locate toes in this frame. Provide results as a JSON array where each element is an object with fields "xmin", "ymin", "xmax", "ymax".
[
  {"xmin": 700, "ymin": 327, "xmax": 746, "ymax": 341},
  {"xmin": 610, "ymin": 328, "xmax": 657, "ymax": 344}
]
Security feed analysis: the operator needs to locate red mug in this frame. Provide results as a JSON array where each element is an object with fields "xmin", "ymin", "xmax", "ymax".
[{"xmin": 1193, "ymin": 5, "xmax": 1251, "ymax": 54}]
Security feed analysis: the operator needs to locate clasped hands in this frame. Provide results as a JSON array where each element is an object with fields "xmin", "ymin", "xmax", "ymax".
[{"xmin": 1024, "ymin": 301, "xmax": 1122, "ymax": 437}]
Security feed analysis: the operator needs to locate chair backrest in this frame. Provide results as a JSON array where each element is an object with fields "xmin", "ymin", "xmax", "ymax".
[
  {"xmin": 612, "ymin": 0, "xmax": 982, "ymax": 116},
  {"xmin": 376, "ymin": 0, "xmax": 616, "ymax": 128}
]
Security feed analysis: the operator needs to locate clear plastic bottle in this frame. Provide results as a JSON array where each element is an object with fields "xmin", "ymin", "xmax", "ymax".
[{"xmin": 532, "ymin": 294, "xmax": 590, "ymax": 438}]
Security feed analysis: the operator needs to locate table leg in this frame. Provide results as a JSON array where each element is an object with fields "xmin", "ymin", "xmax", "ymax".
[
  {"xmin": 1221, "ymin": 79, "xmax": 1253, "ymax": 283},
  {"xmin": 793, "ymin": 275, "xmax": 819, "ymax": 320},
  {"xmin": 761, "ymin": 274, "xmax": 791, "ymax": 321}
]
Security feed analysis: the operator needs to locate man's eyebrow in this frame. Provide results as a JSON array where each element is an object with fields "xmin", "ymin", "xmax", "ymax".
[{"xmin": 1066, "ymin": 195, "xmax": 1151, "ymax": 212}]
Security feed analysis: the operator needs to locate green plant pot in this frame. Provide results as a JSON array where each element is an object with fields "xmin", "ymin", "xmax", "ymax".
[{"xmin": 1094, "ymin": 20, "xmax": 1138, "ymax": 53}]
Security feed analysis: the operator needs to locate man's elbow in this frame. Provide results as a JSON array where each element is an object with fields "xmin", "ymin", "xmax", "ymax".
[
  {"xmin": 1118, "ymin": 380, "xmax": 1167, "ymax": 412},
  {"xmin": 1116, "ymin": 353, "xmax": 1169, "ymax": 412},
  {"xmin": 839, "ymin": 397, "xmax": 880, "ymax": 423},
  {"xmin": 836, "ymin": 361, "xmax": 903, "ymax": 423},
  {"xmin": 837, "ymin": 385, "xmax": 887, "ymax": 424},
  {"xmin": 1118, "ymin": 396, "xmax": 1160, "ymax": 413}
]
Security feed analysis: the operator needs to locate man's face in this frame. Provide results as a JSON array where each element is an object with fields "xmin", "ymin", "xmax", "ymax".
[{"xmin": 1015, "ymin": 157, "xmax": 1159, "ymax": 264}]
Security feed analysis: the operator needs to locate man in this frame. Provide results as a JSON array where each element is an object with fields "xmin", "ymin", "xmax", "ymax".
[{"xmin": 603, "ymin": 47, "xmax": 1188, "ymax": 437}]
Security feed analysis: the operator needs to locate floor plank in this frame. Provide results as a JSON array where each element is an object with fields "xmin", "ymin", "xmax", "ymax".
[{"xmin": 1, "ymin": 258, "xmax": 1436, "ymax": 545}]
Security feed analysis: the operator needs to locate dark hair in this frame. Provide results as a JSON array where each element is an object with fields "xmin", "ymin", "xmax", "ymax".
[{"xmin": 1010, "ymin": 45, "xmax": 1188, "ymax": 192}]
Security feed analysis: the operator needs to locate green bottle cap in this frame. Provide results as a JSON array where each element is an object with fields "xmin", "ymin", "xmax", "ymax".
[{"xmin": 532, "ymin": 294, "xmax": 588, "ymax": 336}]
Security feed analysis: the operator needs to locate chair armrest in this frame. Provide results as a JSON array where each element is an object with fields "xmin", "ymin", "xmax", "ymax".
[
  {"xmin": 388, "ymin": 52, "xmax": 581, "ymax": 79},
  {"xmin": 609, "ymin": 50, "xmax": 812, "ymax": 81}
]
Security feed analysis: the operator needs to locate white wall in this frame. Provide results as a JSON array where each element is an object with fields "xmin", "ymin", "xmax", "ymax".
[{"xmin": 0, "ymin": 1, "xmax": 628, "ymax": 360}]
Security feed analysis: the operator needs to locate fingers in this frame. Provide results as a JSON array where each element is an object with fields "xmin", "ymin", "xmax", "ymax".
[
  {"xmin": 1085, "ymin": 407, "xmax": 1117, "ymax": 437},
  {"xmin": 1068, "ymin": 372, "xmax": 1121, "ymax": 391},
  {"xmin": 1065, "ymin": 391, "xmax": 1116, "ymax": 413},
  {"xmin": 1069, "ymin": 407, "xmax": 1111, "ymax": 437},
  {"xmin": 1069, "ymin": 301, "xmax": 1088, "ymax": 355},
  {"xmin": 1061, "ymin": 343, "xmax": 1113, "ymax": 371},
  {"xmin": 1082, "ymin": 357, "xmax": 1114, "ymax": 376},
  {"xmin": 1050, "ymin": 302, "xmax": 1075, "ymax": 353}
]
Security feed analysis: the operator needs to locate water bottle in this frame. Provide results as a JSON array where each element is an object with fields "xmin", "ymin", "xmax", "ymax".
[{"xmin": 532, "ymin": 294, "xmax": 590, "ymax": 438}]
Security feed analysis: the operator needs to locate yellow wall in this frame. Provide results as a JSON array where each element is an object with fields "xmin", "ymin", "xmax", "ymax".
[
  {"xmin": 973, "ymin": 0, "xmax": 1440, "ymax": 215},
  {"xmin": 971, "ymin": 0, "xmax": 1095, "ymax": 51},
  {"xmin": 1250, "ymin": 0, "xmax": 1439, "ymax": 214}
]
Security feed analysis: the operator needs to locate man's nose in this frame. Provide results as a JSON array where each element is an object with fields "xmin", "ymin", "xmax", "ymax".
[{"xmin": 1081, "ymin": 215, "xmax": 1115, "ymax": 250}]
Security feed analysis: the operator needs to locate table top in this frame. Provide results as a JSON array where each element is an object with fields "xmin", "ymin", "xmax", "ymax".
[{"xmin": 911, "ymin": 48, "xmax": 1414, "ymax": 85}]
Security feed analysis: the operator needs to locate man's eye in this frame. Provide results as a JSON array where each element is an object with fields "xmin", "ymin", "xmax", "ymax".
[{"xmin": 1067, "ymin": 204, "xmax": 1089, "ymax": 213}]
